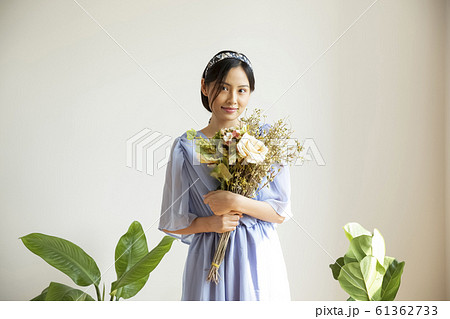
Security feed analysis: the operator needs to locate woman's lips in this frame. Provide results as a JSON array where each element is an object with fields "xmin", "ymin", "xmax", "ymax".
[{"xmin": 222, "ymin": 107, "xmax": 238, "ymax": 113}]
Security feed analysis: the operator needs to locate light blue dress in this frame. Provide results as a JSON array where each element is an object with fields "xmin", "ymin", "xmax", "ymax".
[{"xmin": 158, "ymin": 126, "xmax": 293, "ymax": 301}]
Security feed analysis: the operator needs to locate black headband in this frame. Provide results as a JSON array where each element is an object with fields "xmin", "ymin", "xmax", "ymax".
[{"xmin": 204, "ymin": 51, "xmax": 253, "ymax": 77}]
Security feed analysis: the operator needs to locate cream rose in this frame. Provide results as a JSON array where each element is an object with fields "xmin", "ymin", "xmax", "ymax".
[{"xmin": 236, "ymin": 132, "xmax": 268, "ymax": 164}]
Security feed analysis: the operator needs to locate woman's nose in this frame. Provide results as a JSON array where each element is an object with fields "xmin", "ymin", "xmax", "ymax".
[{"xmin": 227, "ymin": 91, "xmax": 237, "ymax": 104}]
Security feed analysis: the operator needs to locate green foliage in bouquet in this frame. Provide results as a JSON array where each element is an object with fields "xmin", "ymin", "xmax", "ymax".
[
  {"xmin": 329, "ymin": 222, "xmax": 405, "ymax": 301},
  {"xmin": 20, "ymin": 221, "xmax": 176, "ymax": 301}
]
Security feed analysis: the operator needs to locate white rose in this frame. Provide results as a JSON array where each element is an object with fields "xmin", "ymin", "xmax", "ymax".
[{"xmin": 236, "ymin": 132, "xmax": 268, "ymax": 164}]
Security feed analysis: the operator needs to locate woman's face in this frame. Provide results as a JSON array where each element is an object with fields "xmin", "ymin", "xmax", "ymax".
[{"xmin": 202, "ymin": 66, "xmax": 251, "ymax": 122}]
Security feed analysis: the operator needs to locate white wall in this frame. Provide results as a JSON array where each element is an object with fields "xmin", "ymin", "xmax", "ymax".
[
  {"xmin": 0, "ymin": 0, "xmax": 447, "ymax": 300},
  {"xmin": 446, "ymin": 0, "xmax": 450, "ymax": 300}
]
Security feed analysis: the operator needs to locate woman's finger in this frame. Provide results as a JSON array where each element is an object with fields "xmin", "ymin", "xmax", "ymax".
[{"xmin": 230, "ymin": 210, "xmax": 243, "ymax": 217}]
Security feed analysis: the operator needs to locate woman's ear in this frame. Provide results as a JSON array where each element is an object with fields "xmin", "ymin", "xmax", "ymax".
[{"xmin": 201, "ymin": 78, "xmax": 208, "ymax": 96}]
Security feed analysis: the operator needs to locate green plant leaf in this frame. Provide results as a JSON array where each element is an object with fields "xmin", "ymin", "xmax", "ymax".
[
  {"xmin": 360, "ymin": 255, "xmax": 385, "ymax": 300},
  {"xmin": 200, "ymin": 152, "xmax": 220, "ymax": 164},
  {"xmin": 335, "ymin": 223, "xmax": 405, "ymax": 302},
  {"xmin": 348, "ymin": 235, "xmax": 372, "ymax": 262},
  {"xmin": 186, "ymin": 129, "xmax": 197, "ymax": 140},
  {"xmin": 20, "ymin": 233, "xmax": 101, "ymax": 287},
  {"xmin": 381, "ymin": 257, "xmax": 405, "ymax": 301},
  {"xmin": 343, "ymin": 223, "xmax": 371, "ymax": 241},
  {"xmin": 44, "ymin": 282, "xmax": 95, "ymax": 301},
  {"xmin": 338, "ymin": 256, "xmax": 385, "ymax": 301},
  {"xmin": 347, "ymin": 296, "xmax": 355, "ymax": 301},
  {"xmin": 372, "ymin": 228, "xmax": 386, "ymax": 267},
  {"xmin": 329, "ymin": 257, "xmax": 345, "ymax": 280},
  {"xmin": 110, "ymin": 235, "xmax": 176, "ymax": 296},
  {"xmin": 30, "ymin": 286, "xmax": 49, "ymax": 301},
  {"xmin": 198, "ymin": 143, "xmax": 217, "ymax": 154},
  {"xmin": 210, "ymin": 163, "xmax": 232, "ymax": 181},
  {"xmin": 114, "ymin": 221, "xmax": 149, "ymax": 300},
  {"xmin": 345, "ymin": 231, "xmax": 386, "ymax": 269},
  {"xmin": 338, "ymin": 262, "xmax": 370, "ymax": 301},
  {"xmin": 344, "ymin": 249, "xmax": 358, "ymax": 264}
]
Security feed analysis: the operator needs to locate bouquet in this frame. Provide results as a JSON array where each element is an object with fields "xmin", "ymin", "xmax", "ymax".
[{"xmin": 186, "ymin": 108, "xmax": 303, "ymax": 284}]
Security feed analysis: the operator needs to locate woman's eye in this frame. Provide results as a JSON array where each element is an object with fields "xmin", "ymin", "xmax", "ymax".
[{"xmin": 221, "ymin": 86, "xmax": 247, "ymax": 93}]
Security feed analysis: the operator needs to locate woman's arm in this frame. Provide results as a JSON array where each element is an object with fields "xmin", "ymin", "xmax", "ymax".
[
  {"xmin": 162, "ymin": 216, "xmax": 211, "ymax": 235},
  {"xmin": 162, "ymin": 213, "xmax": 242, "ymax": 235},
  {"xmin": 203, "ymin": 190, "xmax": 285, "ymax": 224},
  {"xmin": 235, "ymin": 195, "xmax": 285, "ymax": 224}
]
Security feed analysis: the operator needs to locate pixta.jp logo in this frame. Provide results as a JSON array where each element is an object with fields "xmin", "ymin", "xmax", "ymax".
[
  {"xmin": 126, "ymin": 128, "xmax": 173, "ymax": 176},
  {"xmin": 126, "ymin": 129, "xmax": 325, "ymax": 175}
]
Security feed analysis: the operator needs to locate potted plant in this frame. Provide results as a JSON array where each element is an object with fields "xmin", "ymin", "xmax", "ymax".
[
  {"xmin": 329, "ymin": 222, "xmax": 405, "ymax": 301},
  {"xmin": 20, "ymin": 221, "xmax": 176, "ymax": 301}
]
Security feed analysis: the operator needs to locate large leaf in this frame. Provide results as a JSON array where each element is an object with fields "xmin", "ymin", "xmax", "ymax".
[
  {"xmin": 371, "ymin": 229, "xmax": 386, "ymax": 267},
  {"xmin": 360, "ymin": 255, "xmax": 385, "ymax": 300},
  {"xmin": 346, "ymin": 232, "xmax": 385, "ymax": 268},
  {"xmin": 343, "ymin": 223, "xmax": 371, "ymax": 241},
  {"xmin": 344, "ymin": 248, "xmax": 358, "ymax": 264},
  {"xmin": 338, "ymin": 262, "xmax": 370, "ymax": 301},
  {"xmin": 338, "ymin": 256, "xmax": 385, "ymax": 301},
  {"xmin": 30, "ymin": 286, "xmax": 49, "ymax": 301},
  {"xmin": 110, "ymin": 236, "xmax": 176, "ymax": 296},
  {"xmin": 20, "ymin": 233, "xmax": 101, "ymax": 286},
  {"xmin": 347, "ymin": 235, "xmax": 372, "ymax": 262},
  {"xmin": 329, "ymin": 257, "xmax": 345, "ymax": 280},
  {"xmin": 44, "ymin": 282, "xmax": 95, "ymax": 301},
  {"xmin": 114, "ymin": 221, "xmax": 149, "ymax": 300},
  {"xmin": 381, "ymin": 257, "xmax": 405, "ymax": 301}
]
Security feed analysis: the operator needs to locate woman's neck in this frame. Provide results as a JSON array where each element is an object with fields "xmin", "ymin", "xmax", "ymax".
[{"xmin": 202, "ymin": 116, "xmax": 243, "ymax": 136}]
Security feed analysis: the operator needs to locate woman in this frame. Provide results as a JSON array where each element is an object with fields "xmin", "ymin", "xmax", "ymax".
[{"xmin": 158, "ymin": 50, "xmax": 293, "ymax": 301}]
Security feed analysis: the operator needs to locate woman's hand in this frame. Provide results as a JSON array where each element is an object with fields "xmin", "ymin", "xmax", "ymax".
[
  {"xmin": 203, "ymin": 190, "xmax": 242, "ymax": 216},
  {"xmin": 206, "ymin": 212, "xmax": 242, "ymax": 233}
]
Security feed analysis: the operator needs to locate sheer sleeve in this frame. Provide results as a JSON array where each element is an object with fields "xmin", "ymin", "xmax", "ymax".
[
  {"xmin": 158, "ymin": 137, "xmax": 198, "ymax": 245},
  {"xmin": 258, "ymin": 163, "xmax": 293, "ymax": 224}
]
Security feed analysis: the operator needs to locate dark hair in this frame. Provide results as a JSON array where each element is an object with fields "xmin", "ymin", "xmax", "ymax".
[{"xmin": 201, "ymin": 50, "xmax": 255, "ymax": 114}]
